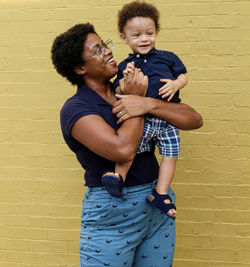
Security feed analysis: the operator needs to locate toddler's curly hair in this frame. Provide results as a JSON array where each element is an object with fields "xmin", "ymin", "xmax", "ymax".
[{"xmin": 118, "ymin": 1, "xmax": 160, "ymax": 33}]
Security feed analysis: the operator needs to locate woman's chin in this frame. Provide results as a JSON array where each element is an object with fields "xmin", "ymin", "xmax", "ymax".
[{"xmin": 109, "ymin": 67, "xmax": 119, "ymax": 79}]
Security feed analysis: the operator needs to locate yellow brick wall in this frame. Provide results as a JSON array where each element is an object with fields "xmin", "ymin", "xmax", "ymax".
[{"xmin": 0, "ymin": 0, "xmax": 249, "ymax": 266}]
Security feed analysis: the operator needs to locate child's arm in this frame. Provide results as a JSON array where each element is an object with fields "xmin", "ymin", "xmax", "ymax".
[{"xmin": 159, "ymin": 74, "xmax": 188, "ymax": 101}]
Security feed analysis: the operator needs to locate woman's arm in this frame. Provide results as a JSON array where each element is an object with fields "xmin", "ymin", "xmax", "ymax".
[
  {"xmin": 71, "ymin": 115, "xmax": 144, "ymax": 162},
  {"xmin": 113, "ymin": 95, "xmax": 203, "ymax": 130}
]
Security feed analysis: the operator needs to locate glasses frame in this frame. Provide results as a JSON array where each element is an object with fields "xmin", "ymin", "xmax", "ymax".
[{"xmin": 86, "ymin": 39, "xmax": 114, "ymax": 60}]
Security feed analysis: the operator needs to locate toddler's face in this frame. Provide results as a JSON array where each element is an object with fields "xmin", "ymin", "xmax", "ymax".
[{"xmin": 120, "ymin": 16, "xmax": 156, "ymax": 55}]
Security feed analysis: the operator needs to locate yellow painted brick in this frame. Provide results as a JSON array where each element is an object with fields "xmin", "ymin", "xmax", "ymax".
[
  {"xmin": 198, "ymin": 107, "xmax": 248, "ymax": 121},
  {"xmin": 175, "ymin": 261, "xmax": 250, "ymax": 267},
  {"xmin": 5, "ymin": 57, "xmax": 51, "ymax": 71},
  {"xmin": 235, "ymin": 40, "xmax": 250, "ymax": 55},
  {"xmin": 191, "ymin": 67, "xmax": 250, "ymax": 81},
  {"xmin": 161, "ymin": 15, "xmax": 193, "ymax": 29},
  {"xmin": 190, "ymin": 80, "xmax": 249, "ymax": 94},
  {"xmin": 0, "ymin": 239, "xmax": 68, "ymax": 253},
  {"xmin": 177, "ymin": 235, "xmax": 213, "ymax": 249},
  {"xmin": 175, "ymin": 247, "xmax": 212, "ymax": 261},
  {"xmin": 213, "ymin": 236, "xmax": 250, "ymax": 250},
  {"xmin": 0, "ymin": 131, "xmax": 62, "ymax": 144},
  {"xmin": 47, "ymin": 229, "xmax": 79, "ymax": 242},
  {"xmin": 0, "ymin": 167, "xmax": 83, "ymax": 181},
  {"xmin": 0, "ymin": 203, "xmax": 51, "ymax": 216},
  {"xmin": 0, "ymin": 227, "xmax": 48, "ymax": 240},
  {"xmin": 1, "ymin": 144, "xmax": 67, "ymax": 157},
  {"xmin": 0, "ymin": 202, "xmax": 81, "ymax": 223},
  {"xmin": 161, "ymin": 28, "xmax": 209, "ymax": 42},
  {"xmin": 1, "ymin": 215, "xmax": 80, "ymax": 230},
  {"xmin": 0, "ymin": 191, "xmax": 83, "ymax": 206},
  {"xmin": 177, "ymin": 195, "xmax": 250, "ymax": 210},
  {"xmin": 180, "ymin": 146, "xmax": 240, "ymax": 160},
  {"xmin": 0, "ymin": 179, "xmax": 84, "ymax": 195},
  {"xmin": 48, "ymin": 205, "xmax": 82, "ymax": 218},
  {"xmin": 174, "ymin": 170, "xmax": 235, "ymax": 185},
  {"xmin": 212, "ymin": 222, "xmax": 250, "ymax": 236},
  {"xmin": 174, "ymin": 260, "xmax": 211, "ymax": 267},
  {"xmin": 212, "ymin": 2, "xmax": 238, "ymax": 15},
  {"xmin": 193, "ymin": 15, "xmax": 235, "ymax": 28},
  {"xmin": 237, "ymin": 249, "xmax": 250, "ymax": 262},
  {"xmin": 0, "ymin": 120, "xmax": 59, "ymax": 132},
  {"xmin": 0, "ymin": 93, "xmax": 65, "ymax": 107},
  {"xmin": 162, "ymin": 3, "xmax": 213, "ymax": 16},
  {"xmin": 0, "ymin": 264, "xmax": 76, "ymax": 267},
  {"xmin": 176, "ymin": 221, "xmax": 212, "ymax": 235},
  {"xmin": 68, "ymin": 241, "xmax": 80, "ymax": 254},
  {"xmin": 174, "ymin": 183, "xmax": 250, "ymax": 199},
  {"xmin": 0, "ymin": 250, "xmax": 77, "ymax": 265},
  {"xmin": 184, "ymin": 55, "xmax": 210, "ymax": 67},
  {"xmin": 213, "ymin": 2, "xmax": 250, "ymax": 15},
  {"xmin": 176, "ymin": 247, "xmax": 238, "ymax": 262}
]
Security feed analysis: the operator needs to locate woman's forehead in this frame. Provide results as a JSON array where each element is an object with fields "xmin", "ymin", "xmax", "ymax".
[{"xmin": 84, "ymin": 33, "xmax": 101, "ymax": 50}]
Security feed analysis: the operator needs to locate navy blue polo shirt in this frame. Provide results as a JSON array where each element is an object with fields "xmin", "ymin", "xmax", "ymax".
[
  {"xmin": 113, "ymin": 48, "xmax": 187, "ymax": 102},
  {"xmin": 60, "ymin": 84, "xmax": 159, "ymax": 187}
]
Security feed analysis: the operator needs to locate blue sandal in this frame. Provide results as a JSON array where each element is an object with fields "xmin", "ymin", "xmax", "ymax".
[
  {"xmin": 101, "ymin": 173, "xmax": 124, "ymax": 198},
  {"xmin": 146, "ymin": 189, "xmax": 176, "ymax": 220}
]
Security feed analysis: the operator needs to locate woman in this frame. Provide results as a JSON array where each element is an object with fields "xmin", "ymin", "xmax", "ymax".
[{"xmin": 51, "ymin": 23, "xmax": 202, "ymax": 267}]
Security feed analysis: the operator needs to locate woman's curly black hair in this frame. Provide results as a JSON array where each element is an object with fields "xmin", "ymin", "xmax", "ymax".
[
  {"xmin": 118, "ymin": 1, "xmax": 160, "ymax": 34},
  {"xmin": 51, "ymin": 23, "xmax": 97, "ymax": 86}
]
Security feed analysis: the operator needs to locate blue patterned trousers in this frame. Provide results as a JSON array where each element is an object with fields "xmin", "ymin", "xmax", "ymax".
[{"xmin": 79, "ymin": 181, "xmax": 176, "ymax": 267}]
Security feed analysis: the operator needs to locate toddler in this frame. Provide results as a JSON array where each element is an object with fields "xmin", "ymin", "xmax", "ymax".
[{"xmin": 102, "ymin": 1, "xmax": 188, "ymax": 220}]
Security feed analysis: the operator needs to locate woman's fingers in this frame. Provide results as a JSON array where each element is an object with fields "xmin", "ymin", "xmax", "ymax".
[{"xmin": 117, "ymin": 113, "xmax": 130, "ymax": 124}]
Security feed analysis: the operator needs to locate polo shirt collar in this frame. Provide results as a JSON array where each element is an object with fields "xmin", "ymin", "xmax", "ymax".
[{"xmin": 127, "ymin": 47, "xmax": 159, "ymax": 60}]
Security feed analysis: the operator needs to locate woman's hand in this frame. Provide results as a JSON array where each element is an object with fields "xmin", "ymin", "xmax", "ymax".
[{"xmin": 113, "ymin": 95, "xmax": 148, "ymax": 124}]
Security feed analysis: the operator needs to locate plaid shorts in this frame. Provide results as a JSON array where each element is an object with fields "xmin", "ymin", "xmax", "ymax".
[{"xmin": 136, "ymin": 116, "xmax": 180, "ymax": 157}]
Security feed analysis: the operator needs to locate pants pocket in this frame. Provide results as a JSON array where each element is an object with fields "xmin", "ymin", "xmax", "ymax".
[{"xmin": 81, "ymin": 192, "xmax": 115, "ymax": 226}]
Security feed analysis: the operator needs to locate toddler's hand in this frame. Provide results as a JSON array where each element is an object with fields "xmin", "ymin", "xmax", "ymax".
[
  {"xmin": 159, "ymin": 79, "xmax": 179, "ymax": 101},
  {"xmin": 123, "ymin": 61, "xmax": 136, "ymax": 77}
]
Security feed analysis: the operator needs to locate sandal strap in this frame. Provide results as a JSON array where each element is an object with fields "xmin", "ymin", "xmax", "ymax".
[
  {"xmin": 152, "ymin": 189, "xmax": 173, "ymax": 202},
  {"xmin": 152, "ymin": 189, "xmax": 176, "ymax": 212},
  {"xmin": 167, "ymin": 203, "xmax": 176, "ymax": 210}
]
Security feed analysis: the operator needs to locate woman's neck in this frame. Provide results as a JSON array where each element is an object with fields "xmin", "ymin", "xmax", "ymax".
[{"xmin": 85, "ymin": 79, "xmax": 116, "ymax": 105}]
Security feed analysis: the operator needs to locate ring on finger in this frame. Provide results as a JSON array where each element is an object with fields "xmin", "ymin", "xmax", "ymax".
[{"xmin": 119, "ymin": 111, "xmax": 124, "ymax": 117}]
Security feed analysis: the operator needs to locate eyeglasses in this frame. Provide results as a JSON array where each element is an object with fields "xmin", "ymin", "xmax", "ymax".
[{"xmin": 86, "ymin": 39, "xmax": 114, "ymax": 59}]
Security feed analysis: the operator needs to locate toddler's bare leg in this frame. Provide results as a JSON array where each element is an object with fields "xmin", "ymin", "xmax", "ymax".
[
  {"xmin": 156, "ymin": 156, "xmax": 178, "ymax": 216},
  {"xmin": 115, "ymin": 160, "xmax": 133, "ymax": 182}
]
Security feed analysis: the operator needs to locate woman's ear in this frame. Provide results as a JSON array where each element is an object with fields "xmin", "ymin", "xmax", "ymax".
[
  {"xmin": 74, "ymin": 64, "xmax": 86, "ymax": 75},
  {"xmin": 120, "ymin": 33, "xmax": 128, "ymax": 45}
]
